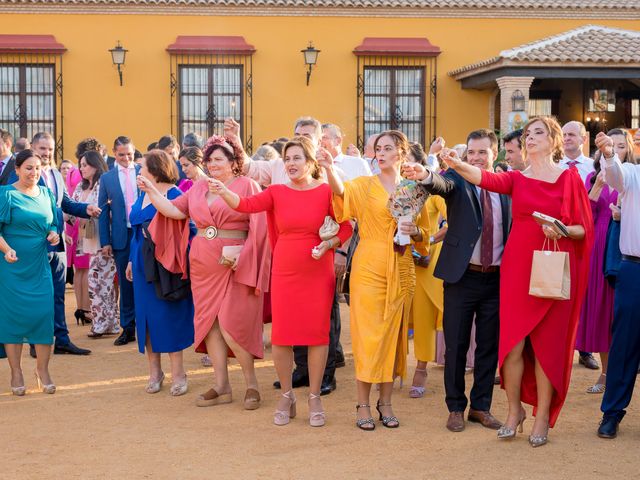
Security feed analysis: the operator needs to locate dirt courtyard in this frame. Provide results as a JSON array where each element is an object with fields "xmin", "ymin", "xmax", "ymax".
[{"xmin": 1, "ymin": 291, "xmax": 638, "ymax": 479}]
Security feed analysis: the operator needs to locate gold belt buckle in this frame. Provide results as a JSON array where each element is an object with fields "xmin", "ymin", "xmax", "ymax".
[{"xmin": 204, "ymin": 226, "xmax": 218, "ymax": 240}]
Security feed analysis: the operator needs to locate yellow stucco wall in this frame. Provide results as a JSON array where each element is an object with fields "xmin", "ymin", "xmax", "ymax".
[{"xmin": 1, "ymin": 13, "xmax": 638, "ymax": 158}]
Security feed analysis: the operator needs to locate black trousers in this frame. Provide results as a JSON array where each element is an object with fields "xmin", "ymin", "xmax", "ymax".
[
  {"xmin": 443, "ymin": 268, "xmax": 500, "ymax": 413},
  {"xmin": 293, "ymin": 287, "xmax": 341, "ymax": 379}
]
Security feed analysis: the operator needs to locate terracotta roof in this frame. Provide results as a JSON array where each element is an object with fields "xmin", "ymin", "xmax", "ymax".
[
  {"xmin": 449, "ymin": 25, "xmax": 640, "ymax": 78},
  {"xmin": 353, "ymin": 38, "xmax": 441, "ymax": 57},
  {"xmin": 1, "ymin": 0, "xmax": 639, "ymax": 18},
  {"xmin": 0, "ymin": 34, "xmax": 66, "ymax": 53}
]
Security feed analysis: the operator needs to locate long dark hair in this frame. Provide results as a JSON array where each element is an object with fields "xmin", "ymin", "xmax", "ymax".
[{"xmin": 81, "ymin": 151, "xmax": 108, "ymax": 190}]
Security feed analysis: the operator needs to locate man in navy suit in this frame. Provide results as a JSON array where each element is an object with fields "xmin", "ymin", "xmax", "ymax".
[
  {"xmin": 408, "ymin": 129, "xmax": 511, "ymax": 433},
  {"xmin": 0, "ymin": 129, "xmax": 15, "ymax": 186},
  {"xmin": 8, "ymin": 133, "xmax": 101, "ymax": 355},
  {"xmin": 98, "ymin": 136, "xmax": 139, "ymax": 346}
]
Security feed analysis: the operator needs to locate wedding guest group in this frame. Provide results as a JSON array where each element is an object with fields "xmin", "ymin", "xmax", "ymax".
[{"xmin": 2, "ymin": 113, "xmax": 640, "ymax": 448}]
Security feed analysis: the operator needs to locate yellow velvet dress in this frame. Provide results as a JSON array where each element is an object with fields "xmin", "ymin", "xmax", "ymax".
[
  {"xmin": 334, "ymin": 176, "xmax": 429, "ymax": 383},
  {"xmin": 411, "ymin": 194, "xmax": 447, "ymax": 363}
]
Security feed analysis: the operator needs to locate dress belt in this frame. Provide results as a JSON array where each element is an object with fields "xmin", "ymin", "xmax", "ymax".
[
  {"xmin": 622, "ymin": 254, "xmax": 640, "ymax": 264},
  {"xmin": 196, "ymin": 226, "xmax": 248, "ymax": 240},
  {"xmin": 468, "ymin": 263, "xmax": 500, "ymax": 273}
]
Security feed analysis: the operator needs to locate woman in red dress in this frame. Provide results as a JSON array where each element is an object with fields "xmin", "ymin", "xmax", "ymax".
[
  {"xmin": 211, "ymin": 136, "xmax": 352, "ymax": 427},
  {"xmin": 413, "ymin": 116, "xmax": 593, "ymax": 446}
]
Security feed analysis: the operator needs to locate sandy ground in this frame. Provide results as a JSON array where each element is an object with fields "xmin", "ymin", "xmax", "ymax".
[{"xmin": 1, "ymin": 290, "xmax": 639, "ymax": 480}]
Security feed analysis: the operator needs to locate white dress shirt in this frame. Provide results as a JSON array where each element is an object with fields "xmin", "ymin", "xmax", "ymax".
[
  {"xmin": 117, "ymin": 162, "xmax": 137, "ymax": 227},
  {"xmin": 365, "ymin": 157, "xmax": 380, "ymax": 175},
  {"xmin": 333, "ymin": 152, "xmax": 372, "ymax": 181},
  {"xmin": 560, "ymin": 153, "xmax": 595, "ymax": 183},
  {"xmin": 426, "ymin": 154, "xmax": 440, "ymax": 172},
  {"xmin": 469, "ymin": 187, "xmax": 504, "ymax": 267},
  {"xmin": 602, "ymin": 154, "xmax": 640, "ymax": 257}
]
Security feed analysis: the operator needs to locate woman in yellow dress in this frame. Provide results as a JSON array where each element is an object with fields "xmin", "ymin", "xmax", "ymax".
[
  {"xmin": 410, "ymin": 193, "xmax": 447, "ymax": 397},
  {"xmin": 318, "ymin": 130, "xmax": 429, "ymax": 430}
]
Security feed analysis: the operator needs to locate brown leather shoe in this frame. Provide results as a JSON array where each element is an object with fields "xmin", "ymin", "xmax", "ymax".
[
  {"xmin": 468, "ymin": 409, "xmax": 503, "ymax": 430},
  {"xmin": 446, "ymin": 411, "xmax": 465, "ymax": 432}
]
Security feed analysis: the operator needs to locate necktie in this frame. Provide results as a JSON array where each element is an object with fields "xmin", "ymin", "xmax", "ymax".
[
  {"xmin": 120, "ymin": 166, "xmax": 135, "ymax": 220},
  {"xmin": 480, "ymin": 189, "xmax": 494, "ymax": 270},
  {"xmin": 567, "ymin": 160, "xmax": 578, "ymax": 168},
  {"xmin": 0, "ymin": 161, "xmax": 4, "ymax": 175}
]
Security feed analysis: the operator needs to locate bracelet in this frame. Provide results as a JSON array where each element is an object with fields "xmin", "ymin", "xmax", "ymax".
[
  {"xmin": 336, "ymin": 250, "xmax": 347, "ymax": 257},
  {"xmin": 429, "ymin": 235, "xmax": 435, "ymax": 244}
]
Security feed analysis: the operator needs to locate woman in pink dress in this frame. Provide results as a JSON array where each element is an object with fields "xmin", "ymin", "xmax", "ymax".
[
  {"xmin": 576, "ymin": 128, "xmax": 637, "ymax": 393},
  {"xmin": 139, "ymin": 135, "xmax": 271, "ymax": 411}
]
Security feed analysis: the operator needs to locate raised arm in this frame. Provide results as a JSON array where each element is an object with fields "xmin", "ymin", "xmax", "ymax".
[
  {"xmin": 136, "ymin": 175, "xmax": 187, "ymax": 220},
  {"xmin": 317, "ymin": 147, "xmax": 345, "ymax": 197},
  {"xmin": 595, "ymin": 132, "xmax": 626, "ymax": 194}
]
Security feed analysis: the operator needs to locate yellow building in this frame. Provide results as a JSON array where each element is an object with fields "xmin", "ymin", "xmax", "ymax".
[{"xmin": 0, "ymin": 0, "xmax": 639, "ymax": 161}]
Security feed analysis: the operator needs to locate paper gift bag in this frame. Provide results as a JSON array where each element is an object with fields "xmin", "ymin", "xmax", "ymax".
[{"xmin": 529, "ymin": 244, "xmax": 571, "ymax": 300}]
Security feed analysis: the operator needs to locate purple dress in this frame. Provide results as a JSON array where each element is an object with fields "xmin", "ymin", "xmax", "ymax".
[{"xmin": 575, "ymin": 172, "xmax": 617, "ymax": 353}]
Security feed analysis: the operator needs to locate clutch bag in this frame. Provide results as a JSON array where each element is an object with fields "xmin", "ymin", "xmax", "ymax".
[{"xmin": 319, "ymin": 216, "xmax": 340, "ymax": 241}]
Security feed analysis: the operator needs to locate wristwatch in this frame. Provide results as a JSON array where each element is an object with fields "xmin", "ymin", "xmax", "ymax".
[{"xmin": 429, "ymin": 235, "xmax": 436, "ymax": 244}]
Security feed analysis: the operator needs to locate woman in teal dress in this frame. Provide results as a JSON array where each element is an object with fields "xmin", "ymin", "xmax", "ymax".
[{"xmin": 0, "ymin": 149, "xmax": 60, "ymax": 396}]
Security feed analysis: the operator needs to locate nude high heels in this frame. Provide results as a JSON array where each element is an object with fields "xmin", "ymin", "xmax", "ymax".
[
  {"xmin": 11, "ymin": 385, "xmax": 26, "ymax": 396},
  {"xmin": 34, "ymin": 371, "xmax": 56, "ymax": 395},
  {"xmin": 274, "ymin": 390, "xmax": 296, "ymax": 426},
  {"xmin": 308, "ymin": 393, "xmax": 325, "ymax": 427}
]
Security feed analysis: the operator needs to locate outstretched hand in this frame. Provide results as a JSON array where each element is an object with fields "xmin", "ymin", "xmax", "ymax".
[
  {"xmin": 208, "ymin": 178, "xmax": 227, "ymax": 195},
  {"xmin": 224, "ymin": 117, "xmax": 241, "ymax": 141},
  {"xmin": 316, "ymin": 147, "xmax": 335, "ymax": 170},
  {"xmin": 136, "ymin": 175, "xmax": 155, "ymax": 193},
  {"xmin": 87, "ymin": 205, "xmax": 102, "ymax": 217},
  {"xmin": 401, "ymin": 162, "xmax": 428, "ymax": 181},
  {"xmin": 429, "ymin": 137, "xmax": 445, "ymax": 155},
  {"xmin": 439, "ymin": 148, "xmax": 463, "ymax": 170},
  {"xmin": 594, "ymin": 132, "xmax": 614, "ymax": 159}
]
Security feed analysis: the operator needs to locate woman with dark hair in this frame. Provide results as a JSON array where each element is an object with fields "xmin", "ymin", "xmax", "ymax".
[
  {"xmin": 139, "ymin": 137, "xmax": 270, "ymax": 407},
  {"xmin": 494, "ymin": 162, "xmax": 509, "ymax": 173},
  {"xmin": 177, "ymin": 146, "xmax": 207, "ymax": 192},
  {"xmin": 0, "ymin": 150, "xmax": 60, "ymax": 395},
  {"xmin": 127, "ymin": 150, "xmax": 194, "ymax": 396},
  {"xmin": 576, "ymin": 128, "xmax": 638, "ymax": 394},
  {"xmin": 68, "ymin": 151, "xmax": 107, "ymax": 326},
  {"xmin": 211, "ymin": 136, "xmax": 352, "ymax": 427},
  {"xmin": 157, "ymin": 135, "xmax": 180, "ymax": 161}
]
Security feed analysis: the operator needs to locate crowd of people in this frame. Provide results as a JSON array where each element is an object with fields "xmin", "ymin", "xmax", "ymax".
[{"xmin": 0, "ymin": 115, "xmax": 639, "ymax": 445}]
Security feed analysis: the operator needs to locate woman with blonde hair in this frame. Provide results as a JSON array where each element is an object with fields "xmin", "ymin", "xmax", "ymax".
[
  {"xmin": 211, "ymin": 136, "xmax": 352, "ymax": 427},
  {"xmin": 320, "ymin": 130, "xmax": 430, "ymax": 430},
  {"xmin": 408, "ymin": 116, "xmax": 593, "ymax": 446}
]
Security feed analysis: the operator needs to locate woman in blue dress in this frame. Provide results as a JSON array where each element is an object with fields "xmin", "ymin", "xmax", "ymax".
[
  {"xmin": 126, "ymin": 150, "xmax": 194, "ymax": 396},
  {"xmin": 0, "ymin": 150, "xmax": 60, "ymax": 396}
]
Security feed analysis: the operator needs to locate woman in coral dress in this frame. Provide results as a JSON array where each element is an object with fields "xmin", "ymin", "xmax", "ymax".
[
  {"xmin": 212, "ymin": 136, "xmax": 352, "ymax": 427},
  {"xmin": 140, "ymin": 137, "xmax": 270, "ymax": 409},
  {"xmin": 576, "ymin": 129, "xmax": 637, "ymax": 394},
  {"xmin": 425, "ymin": 117, "xmax": 593, "ymax": 447},
  {"xmin": 322, "ymin": 130, "xmax": 429, "ymax": 430}
]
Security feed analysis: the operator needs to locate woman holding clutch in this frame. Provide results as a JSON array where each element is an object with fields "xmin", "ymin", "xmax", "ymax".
[
  {"xmin": 319, "ymin": 130, "xmax": 430, "ymax": 430},
  {"xmin": 406, "ymin": 116, "xmax": 593, "ymax": 446},
  {"xmin": 138, "ymin": 136, "xmax": 270, "ymax": 409},
  {"xmin": 210, "ymin": 136, "xmax": 352, "ymax": 427}
]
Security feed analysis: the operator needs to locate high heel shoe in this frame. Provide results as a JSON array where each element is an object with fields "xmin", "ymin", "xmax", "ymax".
[
  {"xmin": 11, "ymin": 385, "xmax": 26, "ymax": 396},
  {"xmin": 409, "ymin": 368, "xmax": 427, "ymax": 398},
  {"xmin": 355, "ymin": 404, "xmax": 375, "ymax": 431},
  {"xmin": 34, "ymin": 371, "xmax": 56, "ymax": 394},
  {"xmin": 376, "ymin": 400, "xmax": 400, "ymax": 428},
  {"xmin": 308, "ymin": 393, "xmax": 325, "ymax": 427},
  {"xmin": 497, "ymin": 409, "xmax": 526, "ymax": 439},
  {"xmin": 169, "ymin": 374, "xmax": 188, "ymax": 397},
  {"xmin": 145, "ymin": 373, "xmax": 165, "ymax": 394},
  {"xmin": 529, "ymin": 424, "xmax": 549, "ymax": 448},
  {"xmin": 74, "ymin": 309, "xmax": 91, "ymax": 326},
  {"xmin": 274, "ymin": 390, "xmax": 296, "ymax": 426}
]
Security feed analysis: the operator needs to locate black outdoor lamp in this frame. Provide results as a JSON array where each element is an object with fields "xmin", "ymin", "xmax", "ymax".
[
  {"xmin": 511, "ymin": 89, "xmax": 526, "ymax": 112},
  {"xmin": 109, "ymin": 41, "xmax": 128, "ymax": 86},
  {"xmin": 301, "ymin": 42, "xmax": 320, "ymax": 86}
]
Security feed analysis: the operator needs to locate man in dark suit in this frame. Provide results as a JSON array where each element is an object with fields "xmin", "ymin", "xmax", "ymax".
[
  {"xmin": 8, "ymin": 132, "xmax": 100, "ymax": 355},
  {"xmin": 409, "ymin": 129, "xmax": 511, "ymax": 433},
  {"xmin": 0, "ymin": 129, "xmax": 15, "ymax": 186},
  {"xmin": 99, "ymin": 136, "xmax": 139, "ymax": 346}
]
